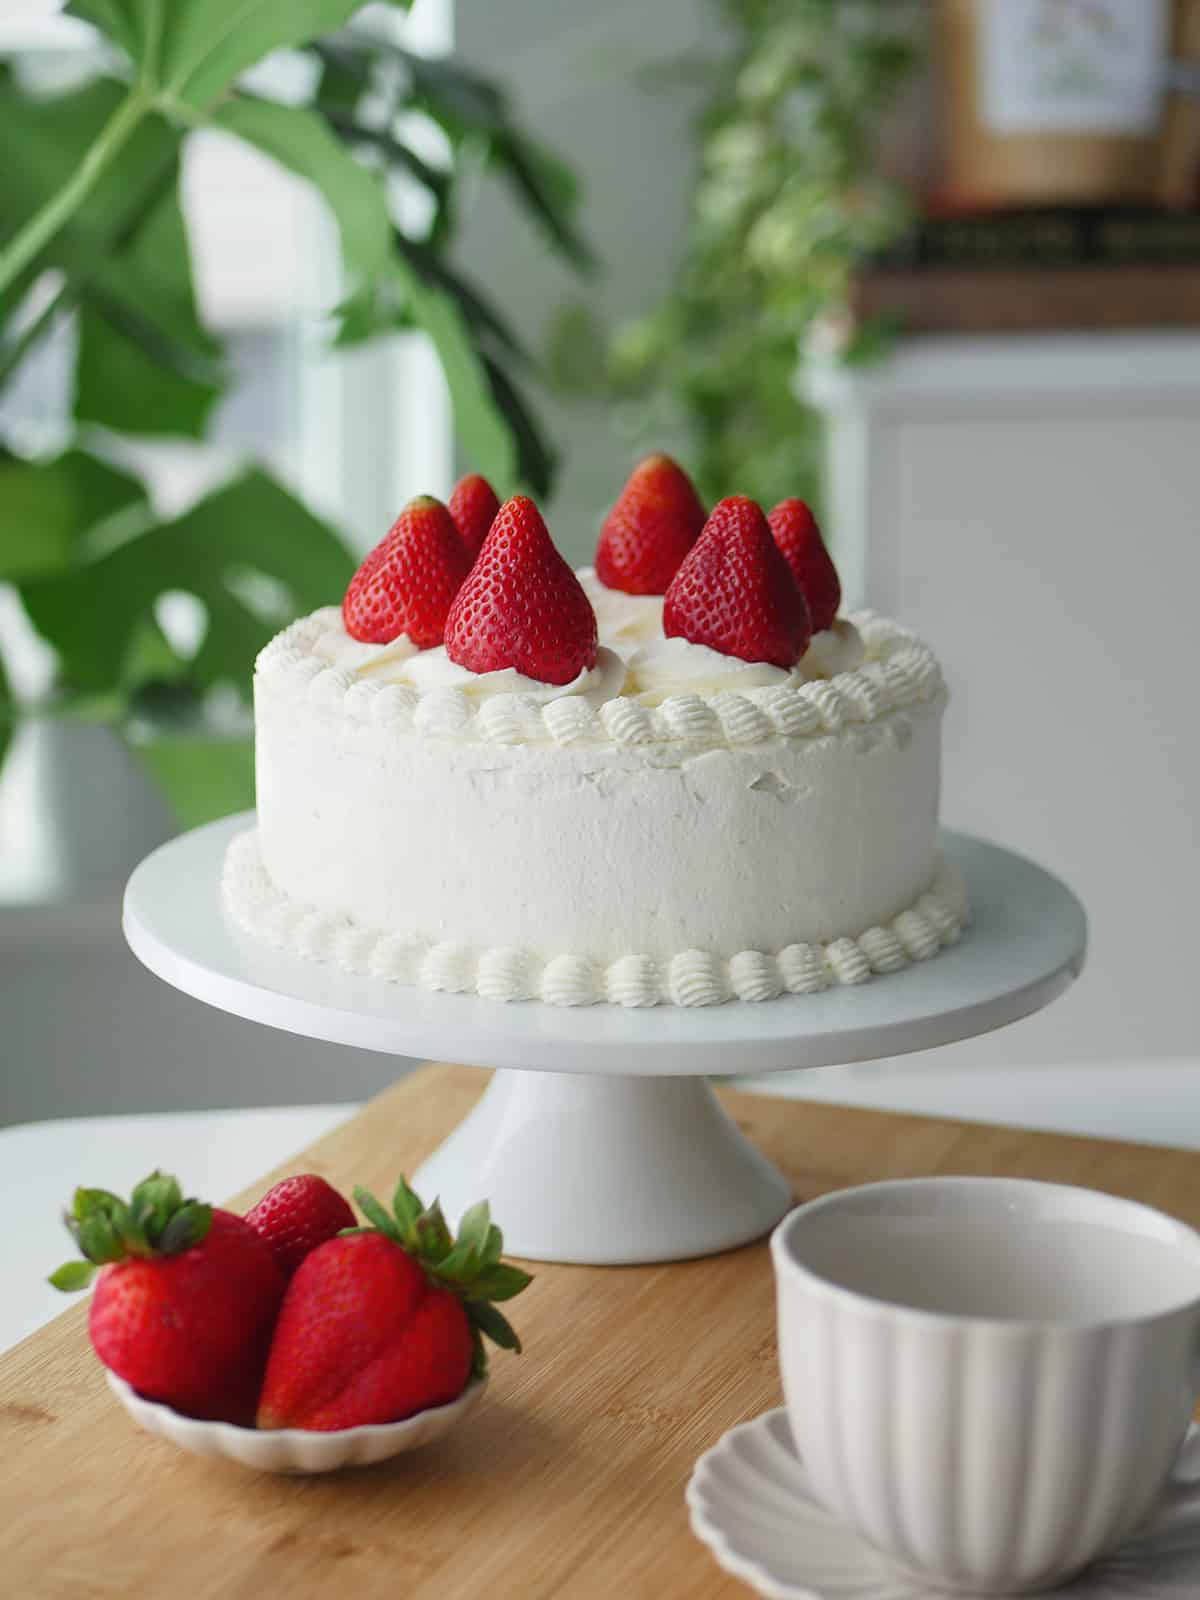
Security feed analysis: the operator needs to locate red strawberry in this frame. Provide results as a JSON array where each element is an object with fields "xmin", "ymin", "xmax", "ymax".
[
  {"xmin": 448, "ymin": 473, "xmax": 501, "ymax": 559},
  {"xmin": 343, "ymin": 495, "xmax": 472, "ymax": 648},
  {"xmin": 50, "ymin": 1172, "xmax": 284, "ymax": 1424},
  {"xmin": 245, "ymin": 1173, "xmax": 356, "ymax": 1281},
  {"xmin": 664, "ymin": 496, "xmax": 811, "ymax": 668},
  {"xmin": 767, "ymin": 498, "xmax": 841, "ymax": 634},
  {"xmin": 444, "ymin": 496, "xmax": 597, "ymax": 685},
  {"xmin": 258, "ymin": 1179, "xmax": 531, "ymax": 1432},
  {"xmin": 595, "ymin": 454, "xmax": 706, "ymax": 595}
]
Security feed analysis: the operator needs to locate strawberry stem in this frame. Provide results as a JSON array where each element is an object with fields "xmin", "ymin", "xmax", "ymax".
[
  {"xmin": 50, "ymin": 1170, "xmax": 212, "ymax": 1291},
  {"xmin": 348, "ymin": 1178, "xmax": 533, "ymax": 1372}
]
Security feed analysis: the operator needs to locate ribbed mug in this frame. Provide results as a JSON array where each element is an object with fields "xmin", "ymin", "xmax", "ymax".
[{"xmin": 771, "ymin": 1177, "xmax": 1200, "ymax": 1595}]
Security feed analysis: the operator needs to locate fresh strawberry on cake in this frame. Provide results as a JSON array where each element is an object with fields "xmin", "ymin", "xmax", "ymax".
[
  {"xmin": 342, "ymin": 494, "xmax": 472, "ymax": 653},
  {"xmin": 623, "ymin": 495, "xmax": 809, "ymax": 703},
  {"xmin": 579, "ymin": 454, "xmax": 706, "ymax": 652},
  {"xmin": 767, "ymin": 497, "xmax": 864, "ymax": 678},
  {"xmin": 448, "ymin": 472, "xmax": 501, "ymax": 560}
]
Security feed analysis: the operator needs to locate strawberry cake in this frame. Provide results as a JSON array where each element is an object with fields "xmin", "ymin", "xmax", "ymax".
[{"xmin": 224, "ymin": 458, "xmax": 966, "ymax": 1007}]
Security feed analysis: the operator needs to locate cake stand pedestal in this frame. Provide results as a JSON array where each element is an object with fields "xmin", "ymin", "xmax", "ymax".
[{"xmin": 123, "ymin": 817, "xmax": 1085, "ymax": 1264}]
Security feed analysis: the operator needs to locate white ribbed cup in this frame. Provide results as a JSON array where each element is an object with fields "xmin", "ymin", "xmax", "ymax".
[{"xmin": 771, "ymin": 1178, "xmax": 1200, "ymax": 1595}]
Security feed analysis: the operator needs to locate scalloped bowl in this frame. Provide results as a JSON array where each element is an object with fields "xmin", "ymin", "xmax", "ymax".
[{"xmin": 105, "ymin": 1370, "xmax": 487, "ymax": 1473}]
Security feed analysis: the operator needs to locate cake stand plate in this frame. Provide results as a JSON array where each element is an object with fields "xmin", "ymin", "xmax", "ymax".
[{"xmin": 123, "ymin": 816, "xmax": 1085, "ymax": 1264}]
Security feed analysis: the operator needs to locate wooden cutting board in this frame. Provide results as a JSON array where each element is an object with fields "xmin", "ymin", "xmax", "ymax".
[{"xmin": 4, "ymin": 1064, "xmax": 1200, "ymax": 1600}]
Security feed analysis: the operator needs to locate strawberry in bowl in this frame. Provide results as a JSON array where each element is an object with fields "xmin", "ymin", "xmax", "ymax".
[{"xmin": 51, "ymin": 1170, "xmax": 531, "ymax": 1472}]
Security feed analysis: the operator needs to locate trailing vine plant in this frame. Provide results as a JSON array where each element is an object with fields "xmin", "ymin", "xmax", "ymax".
[{"xmin": 550, "ymin": 0, "xmax": 922, "ymax": 517}]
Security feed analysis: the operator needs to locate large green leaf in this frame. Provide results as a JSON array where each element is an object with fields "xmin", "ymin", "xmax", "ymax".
[
  {"xmin": 75, "ymin": 300, "xmax": 220, "ymax": 438},
  {"xmin": 389, "ymin": 254, "xmax": 518, "ymax": 492},
  {"xmin": 397, "ymin": 236, "xmax": 531, "ymax": 367},
  {"xmin": 397, "ymin": 52, "xmax": 595, "ymax": 273},
  {"xmin": 0, "ymin": 637, "xmax": 12, "ymax": 774},
  {"xmin": 18, "ymin": 469, "xmax": 354, "ymax": 697},
  {"xmin": 486, "ymin": 132, "xmax": 596, "ymax": 275},
  {"xmin": 69, "ymin": 0, "xmax": 379, "ymax": 113},
  {"xmin": 87, "ymin": 154, "xmax": 219, "ymax": 369},
  {"xmin": 0, "ymin": 77, "xmax": 180, "ymax": 320},
  {"xmin": 0, "ymin": 450, "xmax": 146, "ymax": 581},
  {"xmin": 480, "ymin": 355, "xmax": 556, "ymax": 499},
  {"xmin": 212, "ymin": 97, "xmax": 392, "ymax": 294}
]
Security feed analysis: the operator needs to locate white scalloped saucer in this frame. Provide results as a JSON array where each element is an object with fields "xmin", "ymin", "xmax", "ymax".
[
  {"xmin": 687, "ymin": 1410, "xmax": 1200, "ymax": 1599},
  {"xmin": 106, "ymin": 1371, "xmax": 486, "ymax": 1474}
]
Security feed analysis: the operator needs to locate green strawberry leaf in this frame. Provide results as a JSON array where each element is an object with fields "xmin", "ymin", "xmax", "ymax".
[
  {"xmin": 390, "ymin": 1177, "xmax": 424, "ymax": 1240},
  {"xmin": 78, "ymin": 1213, "xmax": 128, "ymax": 1264},
  {"xmin": 354, "ymin": 1185, "xmax": 401, "ymax": 1242},
  {"xmin": 414, "ymin": 1199, "xmax": 453, "ymax": 1261},
  {"xmin": 157, "ymin": 1200, "xmax": 212, "ymax": 1255},
  {"xmin": 480, "ymin": 1223, "xmax": 505, "ymax": 1269},
  {"xmin": 462, "ymin": 1264, "xmax": 533, "ymax": 1304},
  {"xmin": 455, "ymin": 1200, "xmax": 491, "ymax": 1256},
  {"xmin": 432, "ymin": 1238, "xmax": 482, "ymax": 1285},
  {"xmin": 55, "ymin": 1170, "xmax": 212, "ymax": 1278},
  {"xmin": 71, "ymin": 1186, "xmax": 124, "ymax": 1217},
  {"xmin": 470, "ymin": 1329, "xmax": 488, "ymax": 1380},
  {"xmin": 48, "ymin": 1260, "xmax": 97, "ymax": 1293},
  {"xmin": 129, "ymin": 1170, "xmax": 184, "ymax": 1243},
  {"xmin": 468, "ymin": 1300, "xmax": 522, "ymax": 1354}
]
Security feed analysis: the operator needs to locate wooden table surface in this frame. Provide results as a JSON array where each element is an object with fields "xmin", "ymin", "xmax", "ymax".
[{"xmin": 4, "ymin": 1064, "xmax": 1199, "ymax": 1600}]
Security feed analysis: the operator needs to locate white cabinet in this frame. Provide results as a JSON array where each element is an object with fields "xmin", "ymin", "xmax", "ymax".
[{"xmin": 808, "ymin": 332, "xmax": 1200, "ymax": 1070}]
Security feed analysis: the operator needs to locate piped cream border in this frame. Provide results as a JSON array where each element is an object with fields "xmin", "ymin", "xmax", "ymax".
[
  {"xmin": 256, "ymin": 609, "xmax": 945, "ymax": 751},
  {"xmin": 223, "ymin": 829, "xmax": 969, "ymax": 1008}
]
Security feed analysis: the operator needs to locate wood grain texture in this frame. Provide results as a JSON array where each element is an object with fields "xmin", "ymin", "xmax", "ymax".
[{"xmin": 5, "ymin": 1064, "xmax": 1200, "ymax": 1600}]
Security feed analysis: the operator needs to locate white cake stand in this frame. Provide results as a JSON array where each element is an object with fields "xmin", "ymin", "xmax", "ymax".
[{"xmin": 123, "ymin": 815, "xmax": 1085, "ymax": 1265}]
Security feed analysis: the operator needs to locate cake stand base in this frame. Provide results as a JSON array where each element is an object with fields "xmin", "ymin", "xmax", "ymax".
[{"xmin": 412, "ymin": 1071, "xmax": 792, "ymax": 1264}]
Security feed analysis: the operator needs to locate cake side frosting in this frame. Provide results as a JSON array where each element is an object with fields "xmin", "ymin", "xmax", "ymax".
[{"xmin": 224, "ymin": 827, "xmax": 968, "ymax": 1007}]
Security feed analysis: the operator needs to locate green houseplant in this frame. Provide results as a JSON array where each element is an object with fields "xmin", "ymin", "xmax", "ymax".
[
  {"xmin": 0, "ymin": 1, "xmax": 591, "ymax": 826},
  {"xmin": 552, "ymin": 0, "xmax": 921, "ymax": 518}
]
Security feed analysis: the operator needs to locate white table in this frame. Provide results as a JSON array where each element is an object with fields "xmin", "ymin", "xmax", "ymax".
[{"xmin": 7, "ymin": 1057, "xmax": 1200, "ymax": 1357}]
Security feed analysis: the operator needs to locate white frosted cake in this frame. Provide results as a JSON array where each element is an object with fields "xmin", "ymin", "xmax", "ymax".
[{"xmin": 224, "ymin": 465, "xmax": 966, "ymax": 1006}]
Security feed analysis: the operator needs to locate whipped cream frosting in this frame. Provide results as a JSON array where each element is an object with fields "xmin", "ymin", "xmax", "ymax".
[
  {"xmin": 313, "ymin": 624, "xmax": 418, "ymax": 675},
  {"xmin": 576, "ymin": 566, "xmax": 664, "ymax": 651},
  {"xmin": 395, "ymin": 645, "xmax": 626, "ymax": 708},
  {"xmin": 626, "ymin": 636, "xmax": 797, "ymax": 704},
  {"xmin": 802, "ymin": 620, "xmax": 865, "ymax": 679}
]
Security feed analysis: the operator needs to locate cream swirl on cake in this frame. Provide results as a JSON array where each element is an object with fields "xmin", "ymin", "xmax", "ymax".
[
  {"xmin": 800, "ymin": 619, "xmax": 865, "ymax": 679},
  {"xmin": 577, "ymin": 566, "xmax": 664, "ymax": 652},
  {"xmin": 625, "ymin": 635, "xmax": 797, "ymax": 704},
  {"xmin": 396, "ymin": 644, "xmax": 625, "ymax": 707}
]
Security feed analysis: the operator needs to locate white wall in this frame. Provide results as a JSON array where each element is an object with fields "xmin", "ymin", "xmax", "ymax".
[{"xmin": 809, "ymin": 332, "xmax": 1200, "ymax": 1074}]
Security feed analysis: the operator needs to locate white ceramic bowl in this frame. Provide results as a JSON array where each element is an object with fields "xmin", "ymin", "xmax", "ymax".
[{"xmin": 106, "ymin": 1370, "xmax": 487, "ymax": 1473}]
